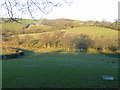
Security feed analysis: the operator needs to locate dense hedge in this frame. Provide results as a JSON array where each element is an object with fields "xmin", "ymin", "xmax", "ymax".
[
  {"xmin": 1, "ymin": 50, "xmax": 24, "ymax": 60},
  {"xmin": 8, "ymin": 33, "xmax": 119, "ymax": 53}
]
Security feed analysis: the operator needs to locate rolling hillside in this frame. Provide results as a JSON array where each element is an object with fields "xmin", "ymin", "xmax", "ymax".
[
  {"xmin": 2, "ymin": 19, "xmax": 119, "ymax": 54},
  {"xmin": 61, "ymin": 26, "xmax": 118, "ymax": 37},
  {"xmin": 17, "ymin": 26, "xmax": 118, "ymax": 39}
]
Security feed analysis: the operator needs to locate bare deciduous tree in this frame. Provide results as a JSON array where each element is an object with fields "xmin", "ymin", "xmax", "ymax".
[{"xmin": 0, "ymin": 0, "xmax": 73, "ymax": 21}]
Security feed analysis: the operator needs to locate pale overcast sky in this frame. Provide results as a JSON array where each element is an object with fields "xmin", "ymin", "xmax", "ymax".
[
  {"xmin": 42, "ymin": 0, "xmax": 119, "ymax": 22},
  {"xmin": 0, "ymin": 0, "xmax": 119, "ymax": 22}
]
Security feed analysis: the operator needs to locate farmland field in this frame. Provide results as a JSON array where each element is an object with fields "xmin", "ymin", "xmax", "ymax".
[
  {"xmin": 1, "ymin": 50, "xmax": 12, "ymax": 55},
  {"xmin": 61, "ymin": 26, "xmax": 118, "ymax": 38},
  {"xmin": 2, "ymin": 22, "xmax": 25, "ymax": 31},
  {"xmin": 2, "ymin": 52, "xmax": 119, "ymax": 88},
  {"xmin": 17, "ymin": 26, "xmax": 118, "ymax": 40},
  {"xmin": 2, "ymin": 18, "xmax": 119, "ymax": 88}
]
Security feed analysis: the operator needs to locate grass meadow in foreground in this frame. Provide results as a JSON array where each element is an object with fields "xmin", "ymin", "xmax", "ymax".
[
  {"xmin": 2, "ymin": 52, "xmax": 119, "ymax": 88},
  {"xmin": 0, "ymin": 60, "xmax": 1, "ymax": 89}
]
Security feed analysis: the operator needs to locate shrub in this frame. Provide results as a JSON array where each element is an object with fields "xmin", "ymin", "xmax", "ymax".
[
  {"xmin": 108, "ymin": 46, "xmax": 118, "ymax": 52},
  {"xmin": 74, "ymin": 34, "xmax": 93, "ymax": 51}
]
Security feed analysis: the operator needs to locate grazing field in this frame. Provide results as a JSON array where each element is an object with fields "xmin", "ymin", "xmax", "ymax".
[
  {"xmin": 2, "ymin": 19, "xmax": 119, "ymax": 88},
  {"xmin": 1, "ymin": 50, "xmax": 12, "ymax": 55},
  {"xmin": 16, "ymin": 19, "xmax": 39, "ymax": 24},
  {"xmin": 2, "ymin": 52, "xmax": 119, "ymax": 88},
  {"xmin": 61, "ymin": 26, "xmax": 118, "ymax": 37},
  {"xmin": 2, "ymin": 22, "xmax": 25, "ymax": 31},
  {"xmin": 17, "ymin": 26, "xmax": 118, "ymax": 40},
  {"xmin": 26, "ymin": 25, "xmax": 52, "ymax": 30}
]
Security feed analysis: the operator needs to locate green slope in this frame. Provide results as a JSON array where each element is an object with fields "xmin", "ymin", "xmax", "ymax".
[
  {"xmin": 61, "ymin": 26, "xmax": 118, "ymax": 37},
  {"xmin": 2, "ymin": 53, "xmax": 119, "ymax": 88}
]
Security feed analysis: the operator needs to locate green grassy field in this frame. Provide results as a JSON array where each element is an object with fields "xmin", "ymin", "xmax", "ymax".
[
  {"xmin": 1, "ymin": 19, "xmax": 39, "ymax": 32},
  {"xmin": 2, "ymin": 52, "xmax": 119, "ymax": 88},
  {"xmin": 61, "ymin": 26, "xmax": 118, "ymax": 37},
  {"xmin": 0, "ymin": 60, "xmax": 1, "ymax": 89},
  {"xmin": 16, "ymin": 19, "xmax": 39, "ymax": 24},
  {"xmin": 26, "ymin": 25, "xmax": 52, "ymax": 30},
  {"xmin": 1, "ymin": 50, "xmax": 12, "ymax": 55},
  {"xmin": 17, "ymin": 26, "xmax": 118, "ymax": 40},
  {"xmin": 2, "ymin": 22, "xmax": 25, "ymax": 31},
  {"xmin": 2, "ymin": 19, "xmax": 119, "ymax": 88}
]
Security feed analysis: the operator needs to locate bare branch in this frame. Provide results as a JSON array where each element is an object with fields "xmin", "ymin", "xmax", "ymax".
[
  {"xmin": 27, "ymin": 0, "xmax": 35, "ymax": 20},
  {"xmin": 0, "ymin": 0, "xmax": 73, "ymax": 20}
]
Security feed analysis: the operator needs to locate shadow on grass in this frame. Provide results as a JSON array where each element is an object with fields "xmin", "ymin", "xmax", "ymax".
[
  {"xmin": 1, "ymin": 47, "xmax": 35, "ymax": 60},
  {"xmin": 34, "ymin": 50, "xmax": 87, "ymax": 56},
  {"xmin": 49, "ymin": 50, "xmax": 65, "ymax": 53},
  {"xmin": 101, "ymin": 53, "xmax": 120, "ymax": 58},
  {"xmin": 47, "ymin": 49, "xmax": 87, "ymax": 54},
  {"xmin": 37, "ymin": 50, "xmax": 120, "ymax": 60},
  {"xmin": 8, "ymin": 47, "xmax": 35, "ymax": 54}
]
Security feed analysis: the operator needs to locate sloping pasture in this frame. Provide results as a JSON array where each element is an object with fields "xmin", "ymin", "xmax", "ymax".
[{"xmin": 2, "ymin": 52, "xmax": 119, "ymax": 88}]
